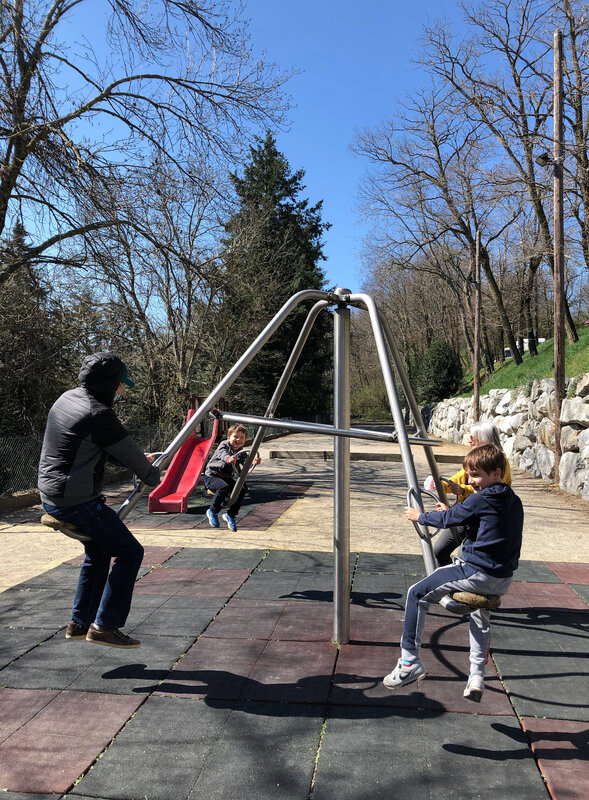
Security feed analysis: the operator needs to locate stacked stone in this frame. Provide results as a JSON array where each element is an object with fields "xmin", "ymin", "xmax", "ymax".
[{"xmin": 427, "ymin": 373, "xmax": 589, "ymax": 501}]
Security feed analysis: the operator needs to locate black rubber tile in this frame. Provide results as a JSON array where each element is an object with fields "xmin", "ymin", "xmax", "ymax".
[
  {"xmin": 0, "ymin": 628, "xmax": 57, "ymax": 669},
  {"xmin": 257, "ymin": 549, "xmax": 335, "ymax": 573},
  {"xmin": 571, "ymin": 584, "xmax": 589, "ymax": 605},
  {"xmin": 187, "ymin": 704, "xmax": 324, "ymax": 800},
  {"xmin": 165, "ymin": 548, "xmax": 267, "ymax": 570},
  {"xmin": 0, "ymin": 587, "xmax": 69, "ymax": 625},
  {"xmin": 0, "ymin": 632, "xmax": 193, "ymax": 695},
  {"xmin": 493, "ymin": 651, "xmax": 589, "ymax": 721},
  {"xmin": 356, "ymin": 552, "xmax": 426, "ymax": 575},
  {"xmin": 13, "ymin": 565, "xmax": 80, "ymax": 591},
  {"xmin": 203, "ymin": 599, "xmax": 286, "ymax": 640},
  {"xmin": 350, "ymin": 572, "xmax": 408, "ymax": 608},
  {"xmin": 491, "ymin": 609, "xmax": 589, "ymax": 654},
  {"xmin": 514, "ymin": 561, "xmax": 564, "ymax": 583},
  {"xmin": 313, "ymin": 709, "xmax": 547, "ymax": 800},
  {"xmin": 68, "ymin": 695, "xmax": 234, "ymax": 800},
  {"xmin": 234, "ymin": 571, "xmax": 302, "ymax": 600},
  {"xmin": 132, "ymin": 597, "xmax": 225, "ymax": 637}
]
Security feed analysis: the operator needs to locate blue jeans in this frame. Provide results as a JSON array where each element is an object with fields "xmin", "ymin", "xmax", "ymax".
[
  {"xmin": 42, "ymin": 496, "xmax": 144, "ymax": 629},
  {"xmin": 203, "ymin": 474, "xmax": 245, "ymax": 516}
]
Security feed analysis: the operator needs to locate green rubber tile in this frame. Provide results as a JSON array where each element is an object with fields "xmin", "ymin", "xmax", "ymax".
[
  {"xmin": 313, "ymin": 710, "xmax": 546, "ymax": 800},
  {"xmin": 491, "ymin": 609, "xmax": 589, "ymax": 654},
  {"xmin": 545, "ymin": 562, "xmax": 589, "ymax": 585},
  {"xmin": 68, "ymin": 695, "xmax": 234, "ymax": 800},
  {"xmin": 202, "ymin": 599, "xmax": 287, "ymax": 640},
  {"xmin": 521, "ymin": 717, "xmax": 589, "ymax": 800},
  {"xmin": 0, "ymin": 690, "xmax": 142, "ymax": 795},
  {"xmin": 0, "ymin": 587, "xmax": 69, "ymax": 626},
  {"xmin": 165, "ymin": 547, "xmax": 266, "ymax": 569}
]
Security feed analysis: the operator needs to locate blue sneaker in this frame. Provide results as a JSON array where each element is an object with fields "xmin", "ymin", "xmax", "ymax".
[
  {"xmin": 222, "ymin": 513, "xmax": 237, "ymax": 532},
  {"xmin": 207, "ymin": 509, "xmax": 219, "ymax": 528}
]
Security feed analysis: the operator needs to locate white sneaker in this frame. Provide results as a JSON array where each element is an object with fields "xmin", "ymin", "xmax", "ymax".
[
  {"xmin": 383, "ymin": 658, "xmax": 427, "ymax": 690},
  {"xmin": 463, "ymin": 674, "xmax": 485, "ymax": 702}
]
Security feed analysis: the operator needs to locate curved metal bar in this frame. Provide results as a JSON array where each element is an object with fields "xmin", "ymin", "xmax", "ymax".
[{"xmin": 118, "ymin": 289, "xmax": 333, "ymax": 520}]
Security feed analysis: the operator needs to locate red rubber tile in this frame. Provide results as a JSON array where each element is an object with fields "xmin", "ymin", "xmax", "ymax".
[
  {"xmin": 66, "ymin": 544, "xmax": 181, "ymax": 568},
  {"xmin": 0, "ymin": 688, "xmax": 59, "ymax": 742},
  {"xmin": 133, "ymin": 566, "xmax": 204, "ymax": 594},
  {"xmin": 333, "ymin": 643, "xmax": 512, "ymax": 714},
  {"xmin": 246, "ymin": 640, "xmax": 337, "ymax": 703},
  {"xmin": 271, "ymin": 601, "xmax": 333, "ymax": 640},
  {"xmin": 522, "ymin": 717, "xmax": 589, "ymax": 800},
  {"xmin": 502, "ymin": 581, "xmax": 588, "ymax": 610},
  {"xmin": 546, "ymin": 562, "xmax": 589, "ymax": 586},
  {"xmin": 0, "ymin": 690, "xmax": 142, "ymax": 794},
  {"xmin": 202, "ymin": 599, "xmax": 287, "ymax": 639},
  {"xmin": 349, "ymin": 605, "xmax": 405, "ymax": 643},
  {"xmin": 175, "ymin": 569, "xmax": 251, "ymax": 597}
]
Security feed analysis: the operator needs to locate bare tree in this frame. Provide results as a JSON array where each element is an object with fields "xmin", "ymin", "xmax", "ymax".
[{"xmin": 0, "ymin": 0, "xmax": 291, "ymax": 284}]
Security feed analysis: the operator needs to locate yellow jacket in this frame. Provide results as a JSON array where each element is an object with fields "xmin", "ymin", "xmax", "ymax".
[{"xmin": 442, "ymin": 458, "xmax": 512, "ymax": 502}]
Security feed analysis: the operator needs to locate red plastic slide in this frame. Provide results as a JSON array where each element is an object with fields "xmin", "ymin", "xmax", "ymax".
[{"xmin": 148, "ymin": 413, "xmax": 219, "ymax": 513}]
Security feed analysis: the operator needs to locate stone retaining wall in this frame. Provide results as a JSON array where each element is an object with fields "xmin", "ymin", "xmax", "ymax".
[{"xmin": 428, "ymin": 372, "xmax": 589, "ymax": 501}]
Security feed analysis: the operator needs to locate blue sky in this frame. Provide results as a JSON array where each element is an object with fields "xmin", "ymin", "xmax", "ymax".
[{"xmin": 246, "ymin": 0, "xmax": 460, "ymax": 293}]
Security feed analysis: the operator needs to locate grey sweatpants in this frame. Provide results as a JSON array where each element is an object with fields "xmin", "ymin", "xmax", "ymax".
[{"xmin": 401, "ymin": 559, "xmax": 513, "ymax": 677}]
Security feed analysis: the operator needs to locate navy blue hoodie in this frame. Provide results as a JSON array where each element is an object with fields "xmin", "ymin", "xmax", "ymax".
[{"xmin": 419, "ymin": 483, "xmax": 523, "ymax": 578}]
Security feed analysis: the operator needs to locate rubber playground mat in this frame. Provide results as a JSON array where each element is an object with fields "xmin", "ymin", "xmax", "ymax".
[{"xmin": 0, "ymin": 547, "xmax": 588, "ymax": 800}]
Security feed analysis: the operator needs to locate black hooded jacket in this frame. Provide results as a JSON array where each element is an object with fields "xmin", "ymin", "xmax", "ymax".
[{"xmin": 38, "ymin": 352, "xmax": 159, "ymax": 506}]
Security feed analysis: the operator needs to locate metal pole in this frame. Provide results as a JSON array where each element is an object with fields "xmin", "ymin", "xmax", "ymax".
[
  {"xmin": 473, "ymin": 229, "xmax": 481, "ymax": 423},
  {"xmin": 228, "ymin": 300, "xmax": 330, "ymax": 505},
  {"xmin": 333, "ymin": 291, "xmax": 351, "ymax": 645},
  {"xmin": 117, "ymin": 289, "xmax": 330, "ymax": 519},
  {"xmin": 350, "ymin": 294, "xmax": 437, "ymax": 575},
  {"xmin": 213, "ymin": 410, "xmax": 442, "ymax": 446},
  {"xmin": 553, "ymin": 28, "xmax": 565, "ymax": 486}
]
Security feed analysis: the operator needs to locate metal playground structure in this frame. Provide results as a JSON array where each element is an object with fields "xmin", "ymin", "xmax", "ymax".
[{"xmin": 117, "ymin": 288, "xmax": 453, "ymax": 645}]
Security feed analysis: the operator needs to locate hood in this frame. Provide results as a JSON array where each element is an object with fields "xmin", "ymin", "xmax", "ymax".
[
  {"xmin": 78, "ymin": 352, "xmax": 125, "ymax": 406},
  {"xmin": 479, "ymin": 481, "xmax": 517, "ymax": 511}
]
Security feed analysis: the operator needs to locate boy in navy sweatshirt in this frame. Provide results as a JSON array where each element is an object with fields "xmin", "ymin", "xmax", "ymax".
[{"xmin": 383, "ymin": 443, "xmax": 523, "ymax": 702}]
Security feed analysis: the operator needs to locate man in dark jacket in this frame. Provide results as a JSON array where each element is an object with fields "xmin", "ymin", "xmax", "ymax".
[{"xmin": 38, "ymin": 352, "xmax": 160, "ymax": 649}]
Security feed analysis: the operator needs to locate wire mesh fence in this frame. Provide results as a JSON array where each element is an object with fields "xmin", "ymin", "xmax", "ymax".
[{"xmin": 0, "ymin": 436, "xmax": 43, "ymax": 496}]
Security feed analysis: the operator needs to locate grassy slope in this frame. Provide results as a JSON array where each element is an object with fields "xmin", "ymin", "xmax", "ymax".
[{"xmin": 459, "ymin": 324, "xmax": 589, "ymax": 396}]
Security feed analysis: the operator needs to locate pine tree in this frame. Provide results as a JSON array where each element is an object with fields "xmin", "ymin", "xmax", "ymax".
[{"xmin": 215, "ymin": 133, "xmax": 333, "ymax": 417}]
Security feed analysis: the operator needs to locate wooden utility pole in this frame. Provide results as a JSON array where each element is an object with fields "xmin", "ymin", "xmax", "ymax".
[
  {"xmin": 473, "ymin": 229, "xmax": 481, "ymax": 422},
  {"xmin": 553, "ymin": 29, "xmax": 565, "ymax": 485}
]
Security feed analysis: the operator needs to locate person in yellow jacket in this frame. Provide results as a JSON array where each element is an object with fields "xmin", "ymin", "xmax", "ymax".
[{"xmin": 434, "ymin": 422, "xmax": 512, "ymax": 566}]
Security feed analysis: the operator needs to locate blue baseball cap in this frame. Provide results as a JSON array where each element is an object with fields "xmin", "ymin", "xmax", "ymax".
[{"xmin": 120, "ymin": 361, "xmax": 135, "ymax": 388}]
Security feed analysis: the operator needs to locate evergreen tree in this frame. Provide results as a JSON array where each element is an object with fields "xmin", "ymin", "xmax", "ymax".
[
  {"xmin": 415, "ymin": 339, "xmax": 463, "ymax": 404},
  {"xmin": 215, "ymin": 133, "xmax": 332, "ymax": 417}
]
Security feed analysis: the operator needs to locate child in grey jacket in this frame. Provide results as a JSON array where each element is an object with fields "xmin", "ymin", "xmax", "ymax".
[{"xmin": 203, "ymin": 424, "xmax": 261, "ymax": 532}]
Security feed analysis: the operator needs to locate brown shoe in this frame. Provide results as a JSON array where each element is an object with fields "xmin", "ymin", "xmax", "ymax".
[
  {"xmin": 86, "ymin": 624, "xmax": 141, "ymax": 649},
  {"xmin": 65, "ymin": 622, "xmax": 89, "ymax": 639}
]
